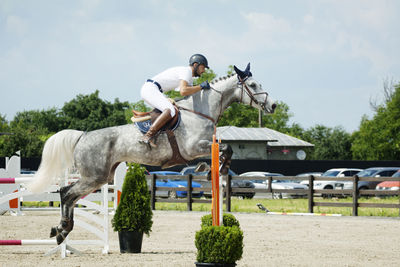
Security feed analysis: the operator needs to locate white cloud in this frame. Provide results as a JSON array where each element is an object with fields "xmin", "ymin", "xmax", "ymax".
[
  {"xmin": 242, "ymin": 12, "xmax": 292, "ymax": 34},
  {"xmin": 6, "ymin": 15, "xmax": 28, "ymax": 36},
  {"xmin": 79, "ymin": 21, "xmax": 135, "ymax": 45},
  {"xmin": 303, "ymin": 14, "xmax": 315, "ymax": 25}
]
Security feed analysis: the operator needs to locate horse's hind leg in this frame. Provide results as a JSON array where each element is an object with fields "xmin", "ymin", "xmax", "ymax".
[{"xmin": 50, "ymin": 179, "xmax": 104, "ymax": 245}]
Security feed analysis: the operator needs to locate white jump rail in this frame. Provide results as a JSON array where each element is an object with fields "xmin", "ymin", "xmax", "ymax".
[{"xmin": 0, "ymin": 153, "xmax": 126, "ymax": 258}]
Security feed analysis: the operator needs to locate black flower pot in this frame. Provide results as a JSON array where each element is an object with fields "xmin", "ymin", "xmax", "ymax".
[
  {"xmin": 195, "ymin": 263, "xmax": 236, "ymax": 267},
  {"xmin": 118, "ymin": 231, "xmax": 143, "ymax": 253}
]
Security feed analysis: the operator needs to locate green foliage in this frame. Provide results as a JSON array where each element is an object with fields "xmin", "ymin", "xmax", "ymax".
[
  {"xmin": 112, "ymin": 163, "xmax": 153, "ymax": 235},
  {"xmin": 200, "ymin": 213, "xmax": 241, "ymax": 228},
  {"xmin": 217, "ymin": 101, "xmax": 295, "ymax": 131},
  {"xmin": 11, "ymin": 108, "xmax": 67, "ymax": 133},
  {"xmin": 0, "ymin": 114, "xmax": 10, "ymax": 133},
  {"xmin": 165, "ymin": 68, "xmax": 217, "ymax": 100},
  {"xmin": 0, "ymin": 90, "xmax": 131, "ymax": 157},
  {"xmin": 195, "ymin": 68, "xmax": 216, "ymax": 85},
  {"xmin": 195, "ymin": 225, "xmax": 243, "ymax": 264},
  {"xmin": 352, "ymin": 83, "xmax": 400, "ymax": 160},
  {"xmin": 301, "ymin": 125, "xmax": 352, "ymax": 160},
  {"xmin": 62, "ymin": 90, "xmax": 130, "ymax": 131},
  {"xmin": 0, "ymin": 124, "xmax": 46, "ymax": 157},
  {"xmin": 126, "ymin": 100, "xmax": 150, "ymax": 123},
  {"xmin": 195, "ymin": 213, "xmax": 243, "ymax": 264}
]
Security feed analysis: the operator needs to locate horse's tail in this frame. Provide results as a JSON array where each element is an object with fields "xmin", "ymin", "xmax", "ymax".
[{"xmin": 27, "ymin": 129, "xmax": 84, "ymax": 193}]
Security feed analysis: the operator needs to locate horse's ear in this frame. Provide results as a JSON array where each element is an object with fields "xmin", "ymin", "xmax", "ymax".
[
  {"xmin": 244, "ymin": 63, "xmax": 252, "ymax": 77},
  {"xmin": 234, "ymin": 65, "xmax": 246, "ymax": 79},
  {"xmin": 244, "ymin": 63, "xmax": 250, "ymax": 74}
]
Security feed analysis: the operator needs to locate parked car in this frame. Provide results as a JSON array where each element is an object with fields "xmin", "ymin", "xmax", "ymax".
[
  {"xmin": 342, "ymin": 167, "xmax": 400, "ymax": 193},
  {"xmin": 300, "ymin": 168, "xmax": 363, "ymax": 198},
  {"xmin": 180, "ymin": 165, "xmax": 237, "ymax": 177},
  {"xmin": 239, "ymin": 171, "xmax": 308, "ymax": 199},
  {"xmin": 148, "ymin": 171, "xmax": 203, "ymax": 198},
  {"xmin": 296, "ymin": 172, "xmax": 323, "ymax": 178},
  {"xmin": 179, "ymin": 165, "xmax": 255, "ymax": 199},
  {"xmin": 239, "ymin": 171, "xmax": 283, "ymax": 189},
  {"xmin": 375, "ymin": 170, "xmax": 400, "ymax": 195}
]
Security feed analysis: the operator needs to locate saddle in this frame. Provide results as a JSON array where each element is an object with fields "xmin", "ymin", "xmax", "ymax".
[{"xmin": 131, "ymin": 105, "xmax": 188, "ymax": 169}]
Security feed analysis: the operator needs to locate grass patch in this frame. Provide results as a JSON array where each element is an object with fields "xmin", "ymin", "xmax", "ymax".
[
  {"xmin": 155, "ymin": 196, "xmax": 399, "ymax": 217},
  {"xmin": 21, "ymin": 197, "xmax": 399, "ymax": 217}
]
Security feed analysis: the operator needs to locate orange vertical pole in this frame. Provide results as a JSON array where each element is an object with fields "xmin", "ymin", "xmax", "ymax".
[{"xmin": 211, "ymin": 134, "xmax": 220, "ymax": 226}]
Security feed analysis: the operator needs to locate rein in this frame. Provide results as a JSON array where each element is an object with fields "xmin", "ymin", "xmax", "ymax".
[{"xmin": 177, "ymin": 105, "xmax": 217, "ymax": 135}]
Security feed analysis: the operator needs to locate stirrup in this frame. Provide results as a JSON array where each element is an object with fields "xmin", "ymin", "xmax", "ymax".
[{"xmin": 139, "ymin": 135, "xmax": 157, "ymax": 148}]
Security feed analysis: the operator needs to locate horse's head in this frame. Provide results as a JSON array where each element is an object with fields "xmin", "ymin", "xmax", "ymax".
[{"xmin": 234, "ymin": 63, "xmax": 276, "ymax": 113}]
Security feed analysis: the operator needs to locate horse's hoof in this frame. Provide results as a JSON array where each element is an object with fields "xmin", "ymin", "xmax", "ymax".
[
  {"xmin": 56, "ymin": 232, "xmax": 66, "ymax": 245},
  {"xmin": 50, "ymin": 226, "xmax": 58, "ymax": 238}
]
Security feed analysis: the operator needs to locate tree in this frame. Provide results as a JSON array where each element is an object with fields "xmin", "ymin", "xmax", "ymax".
[
  {"xmin": 0, "ymin": 124, "xmax": 46, "ymax": 157},
  {"xmin": 352, "ymin": 82, "xmax": 400, "ymax": 160},
  {"xmin": 300, "ymin": 125, "xmax": 352, "ymax": 160},
  {"xmin": 11, "ymin": 108, "xmax": 67, "ymax": 133},
  {"xmin": 125, "ymin": 100, "xmax": 150, "ymax": 123},
  {"xmin": 62, "ymin": 90, "xmax": 130, "ymax": 131},
  {"xmin": 0, "ymin": 114, "xmax": 9, "ymax": 133},
  {"xmin": 218, "ymin": 101, "xmax": 296, "ymax": 132}
]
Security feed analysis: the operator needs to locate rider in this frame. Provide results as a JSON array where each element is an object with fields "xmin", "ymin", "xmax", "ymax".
[{"xmin": 139, "ymin": 54, "xmax": 211, "ymax": 147}]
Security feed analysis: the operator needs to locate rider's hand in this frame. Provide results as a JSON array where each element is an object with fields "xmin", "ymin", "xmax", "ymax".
[{"xmin": 200, "ymin": 81, "xmax": 210, "ymax": 90}]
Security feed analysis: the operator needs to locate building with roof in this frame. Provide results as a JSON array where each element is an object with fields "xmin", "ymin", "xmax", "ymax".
[{"xmin": 216, "ymin": 126, "xmax": 314, "ymax": 160}]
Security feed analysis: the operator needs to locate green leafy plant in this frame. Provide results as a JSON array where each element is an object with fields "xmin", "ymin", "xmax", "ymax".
[
  {"xmin": 200, "ymin": 213, "xmax": 241, "ymax": 228},
  {"xmin": 195, "ymin": 214, "xmax": 243, "ymax": 264},
  {"xmin": 112, "ymin": 163, "xmax": 153, "ymax": 235}
]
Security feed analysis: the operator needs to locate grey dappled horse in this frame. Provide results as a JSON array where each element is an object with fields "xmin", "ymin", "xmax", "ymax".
[{"xmin": 27, "ymin": 63, "xmax": 276, "ymax": 244}]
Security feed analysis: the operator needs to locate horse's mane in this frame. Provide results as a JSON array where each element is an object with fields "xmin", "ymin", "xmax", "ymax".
[
  {"xmin": 210, "ymin": 73, "xmax": 236, "ymax": 85},
  {"xmin": 175, "ymin": 73, "xmax": 237, "ymax": 103}
]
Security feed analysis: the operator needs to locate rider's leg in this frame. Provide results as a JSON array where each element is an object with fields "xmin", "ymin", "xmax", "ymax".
[
  {"xmin": 140, "ymin": 82, "xmax": 176, "ymax": 117},
  {"xmin": 139, "ymin": 109, "xmax": 173, "ymax": 147},
  {"xmin": 139, "ymin": 82, "xmax": 176, "ymax": 147}
]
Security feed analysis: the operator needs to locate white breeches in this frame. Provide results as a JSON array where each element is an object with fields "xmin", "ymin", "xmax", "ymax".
[{"xmin": 140, "ymin": 82, "xmax": 176, "ymax": 117}]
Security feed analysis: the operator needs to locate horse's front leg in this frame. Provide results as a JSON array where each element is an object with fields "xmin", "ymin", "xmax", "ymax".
[
  {"xmin": 196, "ymin": 140, "xmax": 233, "ymax": 176},
  {"xmin": 219, "ymin": 144, "xmax": 233, "ymax": 175}
]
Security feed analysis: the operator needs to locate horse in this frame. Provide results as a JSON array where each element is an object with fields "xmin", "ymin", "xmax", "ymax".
[{"xmin": 27, "ymin": 63, "xmax": 276, "ymax": 245}]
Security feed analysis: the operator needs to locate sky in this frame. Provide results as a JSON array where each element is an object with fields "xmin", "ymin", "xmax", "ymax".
[{"xmin": 1, "ymin": 0, "xmax": 399, "ymax": 133}]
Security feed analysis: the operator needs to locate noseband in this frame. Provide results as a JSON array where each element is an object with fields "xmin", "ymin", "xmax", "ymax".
[{"xmin": 238, "ymin": 77, "xmax": 269, "ymax": 111}]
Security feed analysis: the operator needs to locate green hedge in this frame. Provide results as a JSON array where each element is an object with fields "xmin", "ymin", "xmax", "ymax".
[
  {"xmin": 195, "ymin": 213, "xmax": 243, "ymax": 264},
  {"xmin": 200, "ymin": 213, "xmax": 241, "ymax": 228},
  {"xmin": 111, "ymin": 163, "xmax": 153, "ymax": 234}
]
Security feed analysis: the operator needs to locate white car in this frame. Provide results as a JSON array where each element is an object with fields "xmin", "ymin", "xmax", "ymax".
[
  {"xmin": 300, "ymin": 168, "xmax": 363, "ymax": 198},
  {"xmin": 239, "ymin": 171, "xmax": 308, "ymax": 199}
]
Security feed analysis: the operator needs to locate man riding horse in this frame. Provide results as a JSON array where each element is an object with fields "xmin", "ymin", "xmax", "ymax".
[{"xmin": 139, "ymin": 54, "xmax": 211, "ymax": 147}]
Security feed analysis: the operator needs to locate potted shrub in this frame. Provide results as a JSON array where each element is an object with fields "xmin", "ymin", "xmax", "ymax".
[
  {"xmin": 195, "ymin": 214, "xmax": 243, "ymax": 267},
  {"xmin": 112, "ymin": 163, "xmax": 153, "ymax": 253}
]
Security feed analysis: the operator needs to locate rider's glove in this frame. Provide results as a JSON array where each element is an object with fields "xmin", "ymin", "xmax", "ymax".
[{"xmin": 200, "ymin": 81, "xmax": 210, "ymax": 90}]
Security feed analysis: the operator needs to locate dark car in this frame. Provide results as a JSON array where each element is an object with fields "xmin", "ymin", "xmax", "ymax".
[
  {"xmin": 179, "ymin": 165, "xmax": 255, "ymax": 199},
  {"xmin": 342, "ymin": 167, "xmax": 400, "ymax": 191}
]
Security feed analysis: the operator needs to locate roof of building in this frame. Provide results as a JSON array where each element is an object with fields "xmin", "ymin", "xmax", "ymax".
[{"xmin": 216, "ymin": 126, "xmax": 314, "ymax": 147}]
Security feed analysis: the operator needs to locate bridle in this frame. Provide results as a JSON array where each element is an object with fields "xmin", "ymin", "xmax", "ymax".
[{"xmin": 238, "ymin": 76, "xmax": 269, "ymax": 111}]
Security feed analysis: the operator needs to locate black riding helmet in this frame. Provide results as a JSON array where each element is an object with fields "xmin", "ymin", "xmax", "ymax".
[{"xmin": 189, "ymin": 54, "xmax": 209, "ymax": 69}]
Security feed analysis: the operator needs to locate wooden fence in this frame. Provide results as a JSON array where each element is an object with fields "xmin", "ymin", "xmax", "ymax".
[{"xmin": 146, "ymin": 174, "xmax": 400, "ymax": 216}]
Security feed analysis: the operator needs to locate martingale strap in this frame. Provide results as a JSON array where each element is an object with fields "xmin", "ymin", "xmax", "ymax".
[{"xmin": 161, "ymin": 130, "xmax": 188, "ymax": 169}]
